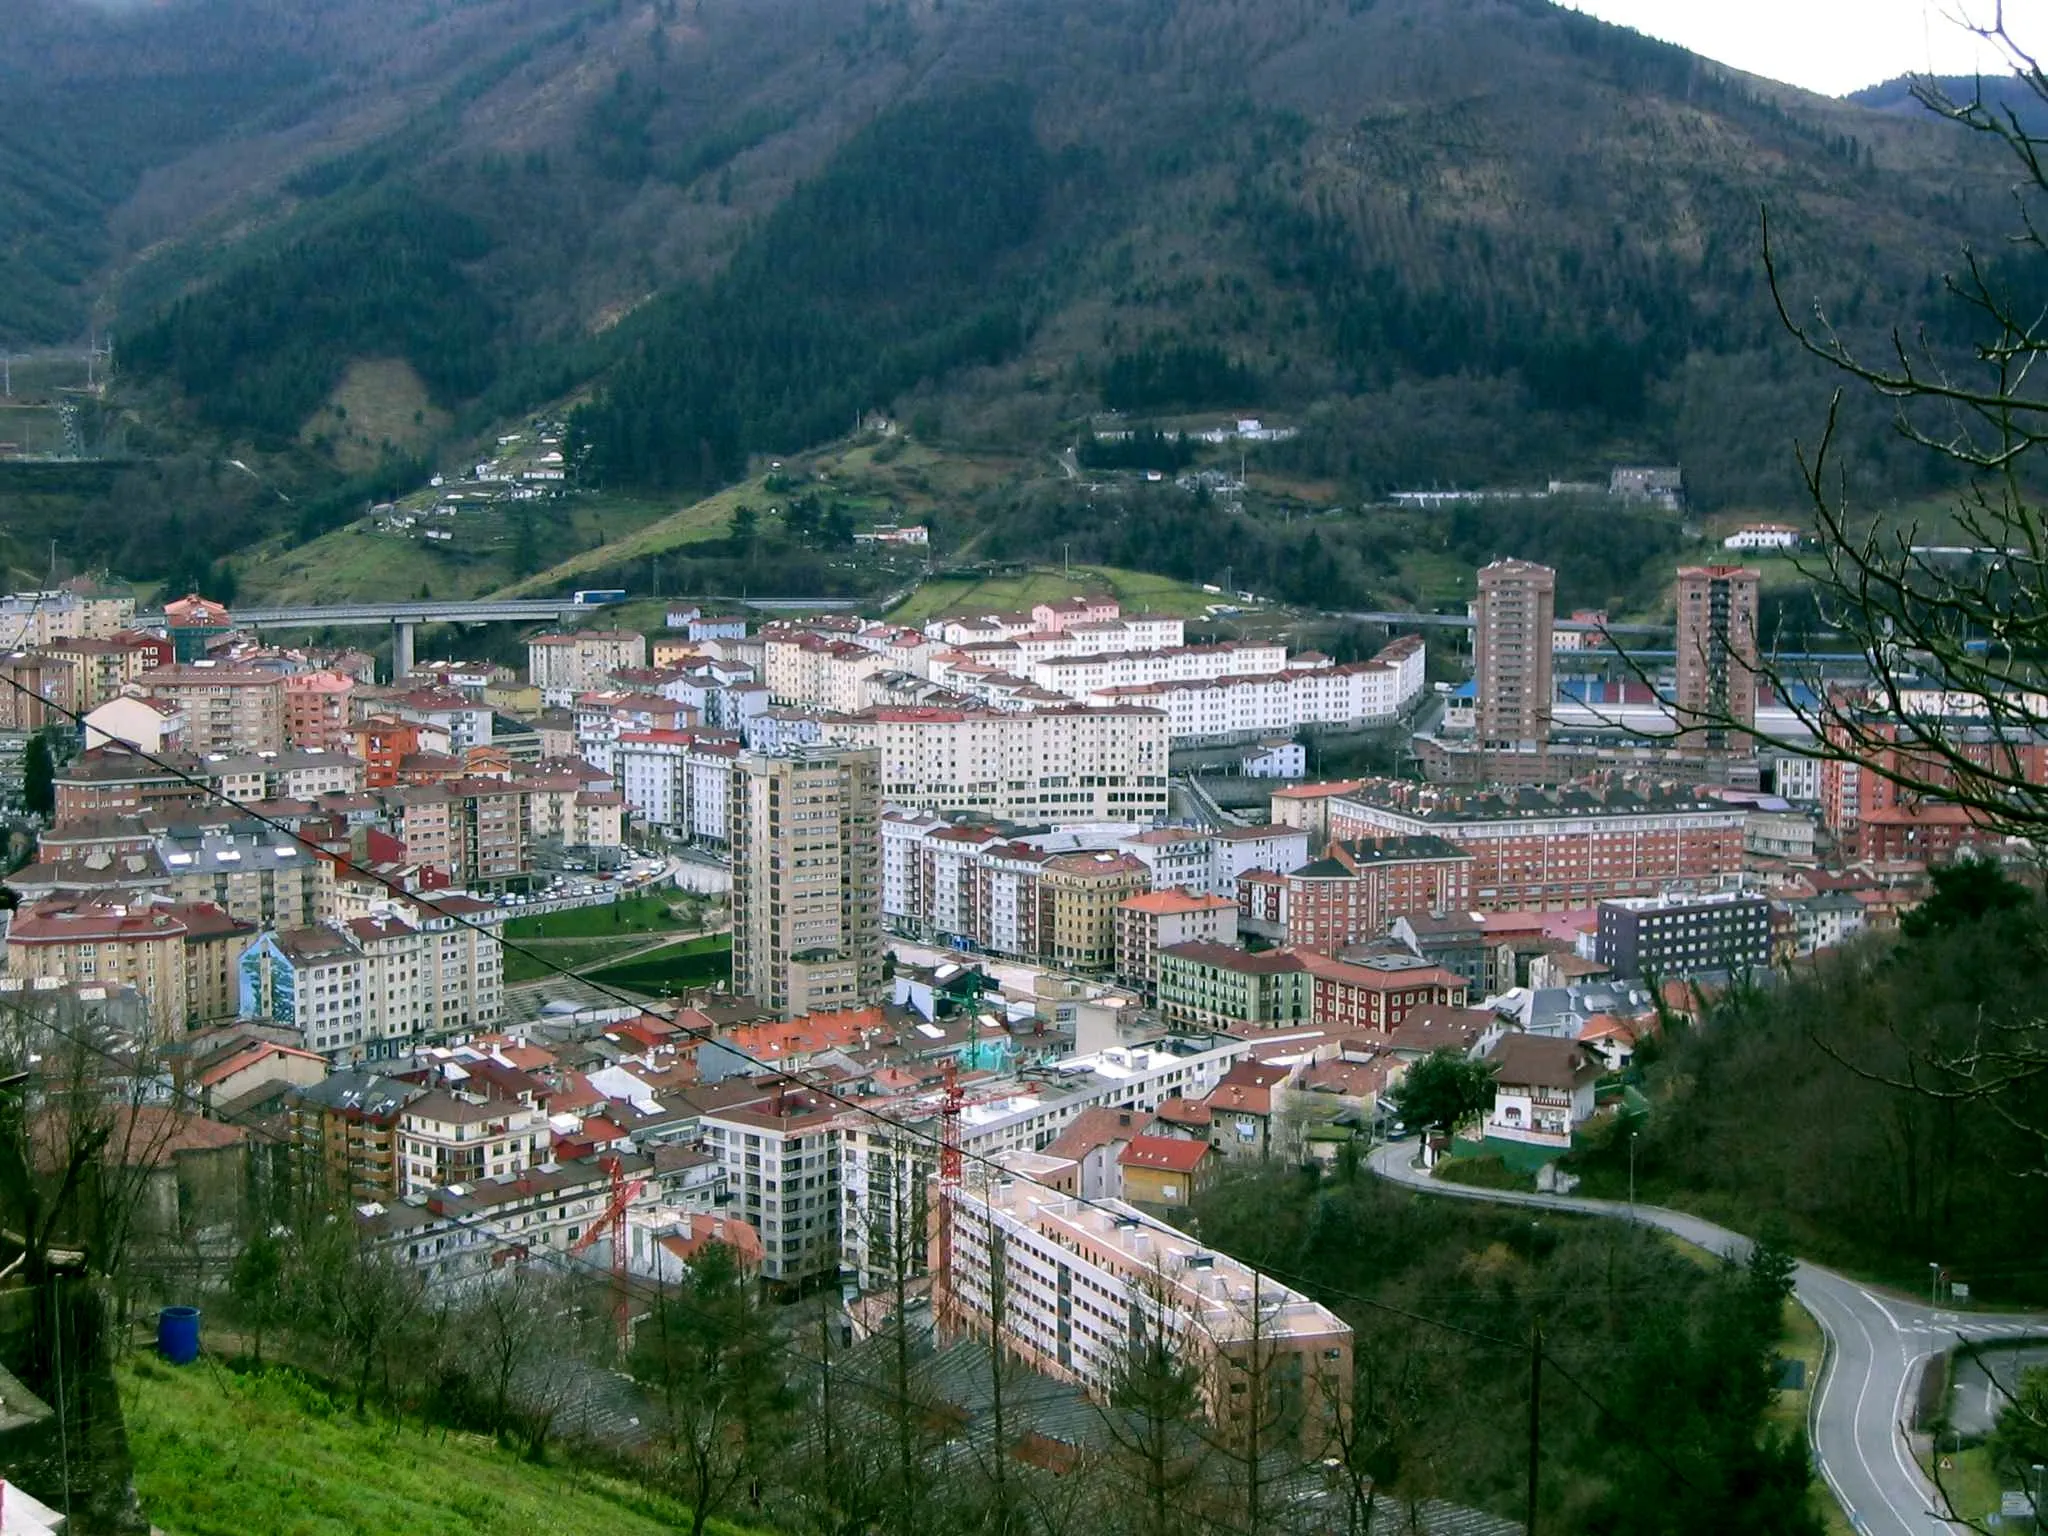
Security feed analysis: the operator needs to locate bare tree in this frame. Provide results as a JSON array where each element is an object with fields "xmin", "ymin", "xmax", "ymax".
[
  {"xmin": 458, "ymin": 1257, "xmax": 560, "ymax": 1442},
  {"xmin": 1587, "ymin": 14, "xmax": 2048, "ymax": 1162},
  {"xmin": 1095, "ymin": 1263, "xmax": 1211, "ymax": 1536}
]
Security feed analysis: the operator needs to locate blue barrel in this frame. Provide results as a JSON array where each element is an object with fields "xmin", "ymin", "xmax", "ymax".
[{"xmin": 157, "ymin": 1306, "xmax": 201, "ymax": 1365}]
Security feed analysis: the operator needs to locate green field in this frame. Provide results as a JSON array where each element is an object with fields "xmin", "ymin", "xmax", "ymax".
[
  {"xmin": 489, "ymin": 483, "xmax": 751, "ymax": 597},
  {"xmin": 502, "ymin": 938, "xmax": 660, "ymax": 985},
  {"xmin": 888, "ymin": 563, "xmax": 1220, "ymax": 623},
  {"xmin": 238, "ymin": 493, "xmax": 678, "ymax": 605},
  {"xmin": 503, "ymin": 893, "xmax": 696, "ymax": 941},
  {"xmin": 121, "ymin": 1358, "xmax": 756, "ymax": 1536},
  {"xmin": 581, "ymin": 933, "xmax": 733, "ymax": 994}
]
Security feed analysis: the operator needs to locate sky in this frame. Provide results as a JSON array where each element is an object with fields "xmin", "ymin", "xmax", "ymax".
[{"xmin": 1562, "ymin": 1, "xmax": 2042, "ymax": 97}]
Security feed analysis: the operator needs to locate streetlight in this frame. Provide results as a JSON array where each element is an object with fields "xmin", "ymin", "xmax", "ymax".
[{"xmin": 1628, "ymin": 1130, "xmax": 1639, "ymax": 1220}]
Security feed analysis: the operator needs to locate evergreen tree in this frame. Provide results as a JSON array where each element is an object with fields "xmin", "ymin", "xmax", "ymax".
[{"xmin": 21, "ymin": 731, "xmax": 56, "ymax": 820}]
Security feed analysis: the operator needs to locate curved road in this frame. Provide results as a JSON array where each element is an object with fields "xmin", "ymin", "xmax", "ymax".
[{"xmin": 1370, "ymin": 1142, "xmax": 2048, "ymax": 1536}]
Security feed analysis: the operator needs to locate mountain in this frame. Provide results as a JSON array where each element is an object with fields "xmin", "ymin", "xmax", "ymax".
[
  {"xmin": 1850, "ymin": 72, "xmax": 2048, "ymax": 137},
  {"xmin": 7, "ymin": 0, "xmax": 2028, "ymax": 550}
]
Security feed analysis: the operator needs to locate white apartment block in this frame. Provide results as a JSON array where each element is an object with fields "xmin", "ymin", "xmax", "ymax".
[
  {"xmin": 1088, "ymin": 638, "xmax": 1426, "ymax": 743},
  {"xmin": 397, "ymin": 1090, "xmax": 551, "ymax": 1196},
  {"xmin": 835, "ymin": 1035, "xmax": 1254, "ymax": 1292},
  {"xmin": 923, "ymin": 609, "xmax": 1172, "ymax": 650},
  {"xmin": 345, "ymin": 904, "xmax": 505, "ymax": 1057},
  {"xmin": 615, "ymin": 730, "xmax": 740, "ymax": 844},
  {"xmin": 938, "ymin": 1155, "xmax": 1352, "ymax": 1428},
  {"xmin": 1210, "ymin": 824, "xmax": 1312, "ymax": 898},
  {"xmin": 361, "ymin": 1160, "xmax": 631, "ymax": 1291},
  {"xmin": 701, "ymin": 1093, "xmax": 843, "ymax": 1286},
  {"xmin": 1115, "ymin": 827, "xmax": 1218, "ymax": 894},
  {"xmin": 825, "ymin": 705, "xmax": 1170, "ymax": 823}
]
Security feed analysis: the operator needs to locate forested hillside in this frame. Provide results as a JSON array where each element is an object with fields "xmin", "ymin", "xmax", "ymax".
[
  {"xmin": 5, "ymin": 0, "xmax": 2029, "ymax": 574},
  {"xmin": 1567, "ymin": 863, "xmax": 2048, "ymax": 1303}
]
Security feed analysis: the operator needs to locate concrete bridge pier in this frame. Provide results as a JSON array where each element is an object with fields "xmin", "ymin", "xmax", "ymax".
[{"xmin": 391, "ymin": 619, "xmax": 416, "ymax": 683}]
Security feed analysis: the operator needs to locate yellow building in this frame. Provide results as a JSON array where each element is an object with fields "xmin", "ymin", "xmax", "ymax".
[{"xmin": 1039, "ymin": 851, "xmax": 1149, "ymax": 972}]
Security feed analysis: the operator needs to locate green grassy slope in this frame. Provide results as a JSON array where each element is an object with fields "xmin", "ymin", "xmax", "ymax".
[{"xmin": 121, "ymin": 1358, "xmax": 761, "ymax": 1536}]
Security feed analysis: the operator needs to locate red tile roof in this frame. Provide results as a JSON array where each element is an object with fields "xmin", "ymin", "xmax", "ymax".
[{"xmin": 1119, "ymin": 1135, "xmax": 1213, "ymax": 1173}]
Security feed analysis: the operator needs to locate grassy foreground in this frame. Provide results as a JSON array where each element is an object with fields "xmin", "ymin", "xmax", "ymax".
[{"xmin": 121, "ymin": 1357, "xmax": 747, "ymax": 1536}]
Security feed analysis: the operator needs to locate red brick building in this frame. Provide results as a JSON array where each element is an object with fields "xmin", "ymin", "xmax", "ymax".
[
  {"xmin": 1285, "ymin": 835, "xmax": 1473, "ymax": 954},
  {"xmin": 1299, "ymin": 951, "xmax": 1467, "ymax": 1032},
  {"xmin": 1327, "ymin": 778, "xmax": 1746, "ymax": 911}
]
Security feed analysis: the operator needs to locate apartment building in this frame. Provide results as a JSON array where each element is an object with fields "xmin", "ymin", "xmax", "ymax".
[
  {"xmin": 701, "ymin": 1089, "xmax": 843, "ymax": 1287},
  {"xmin": 1210, "ymin": 823, "xmax": 1311, "ymax": 899},
  {"xmin": 180, "ymin": 903, "xmax": 260, "ymax": 1025},
  {"xmin": 396, "ymin": 1088, "xmax": 550, "ymax": 1196},
  {"xmin": 730, "ymin": 746, "xmax": 884, "ymax": 1019},
  {"xmin": 1087, "ymin": 637, "xmax": 1427, "ymax": 742},
  {"xmin": 159, "ymin": 826, "xmax": 333, "ymax": 930},
  {"xmin": 383, "ymin": 777, "xmax": 533, "ymax": 886},
  {"xmin": 764, "ymin": 633, "xmax": 890, "ymax": 711},
  {"xmin": 614, "ymin": 730, "xmax": 740, "ymax": 844},
  {"xmin": 1114, "ymin": 890, "xmax": 1239, "ymax": 996},
  {"xmin": 526, "ymin": 781, "xmax": 626, "ymax": 855},
  {"xmin": 1474, "ymin": 559, "xmax": 1556, "ymax": 750},
  {"xmin": 937, "ymin": 1157, "xmax": 1352, "ymax": 1448},
  {"xmin": 967, "ymin": 841, "xmax": 1053, "ymax": 959},
  {"xmin": 82, "ymin": 696, "xmax": 185, "ymax": 755},
  {"xmin": 1595, "ymin": 891, "xmax": 1772, "ymax": 980},
  {"xmin": 923, "ymin": 595, "xmax": 1125, "ymax": 644},
  {"xmin": 0, "ymin": 651, "xmax": 74, "ymax": 731},
  {"xmin": 825, "ymin": 704, "xmax": 1170, "ymax": 823},
  {"xmin": 1268, "ymin": 780, "xmax": 1368, "ymax": 846},
  {"xmin": 0, "ymin": 587, "xmax": 135, "ymax": 649},
  {"xmin": 5, "ymin": 897, "xmax": 193, "ymax": 1032},
  {"xmin": 385, "ymin": 687, "xmax": 494, "ymax": 755},
  {"xmin": 572, "ymin": 692, "xmax": 695, "ymax": 775},
  {"xmin": 1155, "ymin": 942, "xmax": 1311, "ymax": 1031},
  {"xmin": 1674, "ymin": 565, "xmax": 1761, "ymax": 752},
  {"xmin": 37, "ymin": 636, "xmax": 153, "ymax": 712},
  {"xmin": 361, "ymin": 1158, "xmax": 637, "ymax": 1288},
  {"xmin": 345, "ymin": 905, "xmax": 506, "ymax": 1055},
  {"xmin": 1284, "ymin": 835, "xmax": 1474, "ymax": 954},
  {"xmin": 1298, "ymin": 951, "xmax": 1467, "ymax": 1032},
  {"xmin": 282, "ymin": 671, "xmax": 356, "ymax": 750},
  {"xmin": 836, "ymin": 1035, "xmax": 1257, "ymax": 1290},
  {"xmin": 238, "ymin": 925, "xmax": 368, "ymax": 1057},
  {"xmin": 1040, "ymin": 851, "xmax": 1150, "ymax": 972},
  {"xmin": 207, "ymin": 747, "xmax": 365, "ymax": 803},
  {"xmin": 528, "ymin": 631, "xmax": 648, "ymax": 705},
  {"xmin": 288, "ymin": 1069, "xmax": 425, "ymax": 1199},
  {"xmin": 139, "ymin": 665, "xmax": 286, "ymax": 754},
  {"xmin": 1115, "ymin": 827, "xmax": 1217, "ymax": 895},
  {"xmin": 1327, "ymin": 778, "xmax": 1747, "ymax": 911}
]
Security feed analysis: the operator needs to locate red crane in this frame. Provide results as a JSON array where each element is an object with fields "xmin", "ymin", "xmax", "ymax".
[
  {"xmin": 569, "ymin": 1154, "xmax": 648, "ymax": 1350},
  {"xmin": 934, "ymin": 1058, "xmax": 964, "ymax": 1330}
]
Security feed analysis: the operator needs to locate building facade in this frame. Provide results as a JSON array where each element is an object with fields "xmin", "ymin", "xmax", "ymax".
[
  {"xmin": 729, "ymin": 746, "xmax": 884, "ymax": 1019},
  {"xmin": 1674, "ymin": 565, "xmax": 1761, "ymax": 752},
  {"xmin": 1474, "ymin": 559, "xmax": 1555, "ymax": 750}
]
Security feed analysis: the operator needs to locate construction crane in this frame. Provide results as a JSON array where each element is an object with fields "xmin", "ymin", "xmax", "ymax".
[
  {"xmin": 569, "ymin": 1154, "xmax": 648, "ymax": 1351},
  {"xmin": 933, "ymin": 1057, "xmax": 965, "ymax": 1331}
]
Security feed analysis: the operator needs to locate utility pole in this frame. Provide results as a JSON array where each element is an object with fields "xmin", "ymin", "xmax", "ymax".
[{"xmin": 1526, "ymin": 1319, "xmax": 1542, "ymax": 1536}]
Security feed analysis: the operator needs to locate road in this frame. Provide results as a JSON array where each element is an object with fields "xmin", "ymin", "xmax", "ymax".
[
  {"xmin": 1369, "ymin": 1142, "xmax": 2048, "ymax": 1536},
  {"xmin": 1949, "ymin": 1342, "xmax": 2048, "ymax": 1438}
]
